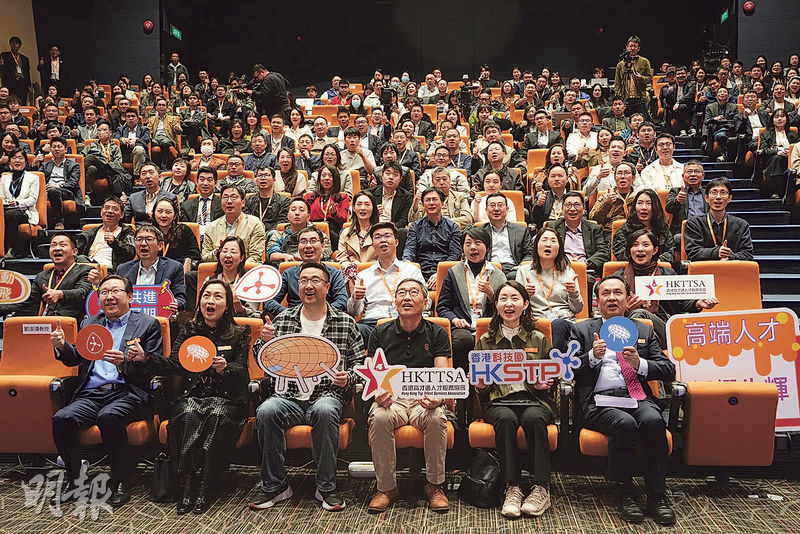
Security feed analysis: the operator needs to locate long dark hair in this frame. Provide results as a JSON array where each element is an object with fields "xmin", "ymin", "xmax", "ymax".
[
  {"xmin": 487, "ymin": 280, "xmax": 537, "ymax": 339},
  {"xmin": 151, "ymin": 197, "xmax": 180, "ymax": 246},
  {"xmin": 191, "ymin": 278, "xmax": 237, "ymax": 339},
  {"xmin": 310, "ymin": 164, "xmax": 343, "ymax": 202},
  {"xmin": 350, "ymin": 190, "xmax": 378, "ymax": 234},
  {"xmin": 277, "ymin": 146, "xmax": 299, "ymax": 193},
  {"xmin": 213, "ymin": 236, "xmax": 247, "ymax": 278},
  {"xmin": 626, "ymin": 188, "xmax": 669, "ymax": 236},
  {"xmin": 530, "ymin": 227, "xmax": 570, "ymax": 273}
]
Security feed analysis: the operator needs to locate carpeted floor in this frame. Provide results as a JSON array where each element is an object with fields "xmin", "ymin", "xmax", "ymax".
[{"xmin": 1, "ymin": 461, "xmax": 799, "ymax": 534}]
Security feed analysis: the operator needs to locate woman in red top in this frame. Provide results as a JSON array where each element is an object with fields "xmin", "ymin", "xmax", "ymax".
[{"xmin": 304, "ymin": 164, "xmax": 350, "ymax": 249}]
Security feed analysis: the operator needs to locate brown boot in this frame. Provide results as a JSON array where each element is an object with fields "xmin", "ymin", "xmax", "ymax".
[
  {"xmin": 424, "ymin": 483, "xmax": 449, "ymax": 512},
  {"xmin": 368, "ymin": 487, "xmax": 398, "ymax": 513}
]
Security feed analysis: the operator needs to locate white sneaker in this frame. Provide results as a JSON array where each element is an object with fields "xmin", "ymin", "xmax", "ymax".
[
  {"xmin": 501, "ymin": 485, "xmax": 523, "ymax": 518},
  {"xmin": 521, "ymin": 485, "xmax": 551, "ymax": 516}
]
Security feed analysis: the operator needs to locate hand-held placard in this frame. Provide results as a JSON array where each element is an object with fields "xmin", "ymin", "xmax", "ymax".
[
  {"xmin": 179, "ymin": 335, "xmax": 217, "ymax": 372},
  {"xmin": 256, "ymin": 334, "xmax": 341, "ymax": 394},
  {"xmin": 76, "ymin": 324, "xmax": 114, "ymax": 361},
  {"xmin": 600, "ymin": 316, "xmax": 646, "ymax": 400},
  {"xmin": 234, "ymin": 265, "xmax": 282, "ymax": 303}
]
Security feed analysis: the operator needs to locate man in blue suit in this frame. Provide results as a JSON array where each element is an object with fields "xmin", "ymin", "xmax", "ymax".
[{"xmin": 50, "ymin": 274, "xmax": 163, "ymax": 507}]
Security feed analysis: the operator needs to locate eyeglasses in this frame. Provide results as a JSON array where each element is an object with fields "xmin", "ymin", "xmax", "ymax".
[
  {"xmin": 486, "ymin": 202, "xmax": 507, "ymax": 209},
  {"xmin": 396, "ymin": 288, "xmax": 422, "ymax": 298},
  {"xmin": 563, "ymin": 202, "xmax": 583, "ymax": 209},
  {"xmin": 134, "ymin": 236, "xmax": 157, "ymax": 243},
  {"xmin": 298, "ymin": 276, "xmax": 326, "ymax": 286},
  {"xmin": 221, "ymin": 195, "xmax": 241, "ymax": 202},
  {"xmin": 99, "ymin": 288, "xmax": 126, "ymax": 298},
  {"xmin": 372, "ymin": 233, "xmax": 394, "ymax": 242},
  {"xmin": 298, "ymin": 238, "xmax": 321, "ymax": 246},
  {"xmin": 707, "ymin": 190, "xmax": 730, "ymax": 198}
]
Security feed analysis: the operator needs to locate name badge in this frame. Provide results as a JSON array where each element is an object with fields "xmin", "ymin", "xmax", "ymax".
[
  {"xmin": 524, "ymin": 347, "xmax": 539, "ymax": 354},
  {"xmin": 637, "ymin": 339, "xmax": 645, "ymax": 344},
  {"xmin": 126, "ymin": 338, "xmax": 141, "ymax": 346},
  {"xmin": 218, "ymin": 345, "xmax": 232, "ymax": 350}
]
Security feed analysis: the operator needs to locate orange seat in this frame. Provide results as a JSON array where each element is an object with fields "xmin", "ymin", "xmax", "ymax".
[
  {"xmin": 602, "ymin": 261, "xmax": 673, "ymax": 279},
  {"xmin": 195, "ymin": 261, "xmax": 261, "ymax": 307},
  {"xmin": 571, "ymin": 261, "xmax": 590, "ymax": 319},
  {"xmin": 687, "ymin": 261, "xmax": 761, "ymax": 311},
  {"xmin": 579, "ymin": 428, "xmax": 673, "ymax": 456},
  {"xmin": 501, "ymin": 190, "xmax": 526, "ymax": 223},
  {"xmin": 609, "ymin": 219, "xmax": 626, "ymax": 260},
  {"xmin": 276, "ymin": 221, "xmax": 331, "ymax": 243},
  {"xmin": 44, "ymin": 154, "xmax": 86, "ymax": 219},
  {"xmin": 0, "ymin": 317, "xmax": 79, "ymax": 454},
  {"xmin": 17, "ymin": 172, "xmax": 47, "ymax": 241},
  {"xmin": 526, "ymin": 149, "xmax": 548, "ymax": 179}
]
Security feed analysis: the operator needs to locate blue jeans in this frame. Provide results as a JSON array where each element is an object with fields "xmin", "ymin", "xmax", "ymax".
[{"xmin": 256, "ymin": 395, "xmax": 342, "ymax": 492}]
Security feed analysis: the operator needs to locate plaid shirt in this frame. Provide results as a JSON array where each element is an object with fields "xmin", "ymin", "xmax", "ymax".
[{"xmin": 253, "ymin": 304, "xmax": 364, "ymax": 405}]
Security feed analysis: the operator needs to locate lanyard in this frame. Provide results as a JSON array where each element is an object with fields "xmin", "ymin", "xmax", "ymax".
[
  {"xmin": 47, "ymin": 261, "xmax": 77, "ymax": 292},
  {"xmin": 658, "ymin": 162, "xmax": 675, "ymax": 188},
  {"xmin": 321, "ymin": 196, "xmax": 334, "ymax": 221},
  {"xmin": 258, "ymin": 195, "xmax": 273, "ymax": 222},
  {"xmin": 100, "ymin": 141, "xmax": 112, "ymax": 161},
  {"xmin": 464, "ymin": 263, "xmax": 487, "ymax": 309},
  {"xmin": 537, "ymin": 270, "xmax": 556, "ymax": 310},
  {"xmin": 161, "ymin": 241, "xmax": 170, "ymax": 257},
  {"xmin": 706, "ymin": 213, "xmax": 727, "ymax": 246},
  {"xmin": 227, "ymin": 216, "xmax": 243, "ymax": 237},
  {"xmin": 378, "ymin": 265, "xmax": 400, "ymax": 297},
  {"xmin": 89, "ymin": 226, "xmax": 116, "ymax": 258}
]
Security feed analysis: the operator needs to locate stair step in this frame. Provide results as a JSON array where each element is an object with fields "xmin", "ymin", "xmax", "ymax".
[
  {"xmin": 729, "ymin": 199, "xmax": 786, "ymax": 211},
  {"xmin": 753, "ymin": 255, "xmax": 800, "ymax": 274},
  {"xmin": 701, "ymin": 162, "xmax": 736, "ymax": 171},
  {"xmin": 79, "ymin": 218, "xmax": 103, "ymax": 227},
  {"xmin": 0, "ymin": 258, "xmax": 51, "ymax": 275},
  {"xmin": 753, "ymin": 239, "xmax": 800, "ymax": 255},
  {"xmin": 85, "ymin": 206, "xmax": 101, "ymax": 218},
  {"xmin": 762, "ymin": 295, "xmax": 800, "ymax": 315},
  {"xmin": 732, "ymin": 188, "xmax": 760, "ymax": 199},
  {"xmin": 750, "ymin": 225, "xmax": 800, "ymax": 239},
  {"xmin": 702, "ymin": 178, "xmax": 754, "ymax": 189},
  {"xmin": 728, "ymin": 211, "xmax": 790, "ymax": 224},
  {"xmin": 760, "ymin": 274, "xmax": 800, "ymax": 294}
]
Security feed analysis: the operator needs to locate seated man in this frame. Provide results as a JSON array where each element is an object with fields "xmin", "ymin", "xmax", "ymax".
[
  {"xmin": 410, "ymin": 167, "xmax": 473, "ymax": 228},
  {"xmin": 245, "ymin": 166, "xmax": 290, "ymax": 233},
  {"xmin": 266, "ymin": 197, "xmax": 333, "ymax": 263},
  {"xmin": 571, "ymin": 274, "xmax": 676, "ymax": 526},
  {"xmin": 105, "ymin": 224, "xmax": 186, "ymax": 314},
  {"xmin": 206, "ymin": 85, "xmax": 235, "ymax": 138},
  {"xmin": 531, "ymin": 164, "xmax": 570, "ymax": 229},
  {"xmin": 7, "ymin": 95, "xmax": 30, "ymax": 128},
  {"xmin": 113, "ymin": 108, "xmax": 151, "ymax": 176},
  {"xmin": 179, "ymin": 166, "xmax": 223, "ymax": 243},
  {"xmin": 251, "ymin": 262, "xmax": 363, "ymax": 512},
  {"xmin": 354, "ymin": 114, "xmax": 382, "ymax": 160},
  {"xmin": 484, "ymin": 192, "xmax": 534, "ymax": 279},
  {"xmin": 546, "ymin": 191, "xmax": 609, "ymax": 275},
  {"xmin": 417, "ymin": 146, "xmax": 470, "ymax": 194},
  {"xmin": 702, "ymin": 86, "xmax": 738, "ymax": 160},
  {"xmin": 391, "ymin": 126, "xmax": 423, "ymax": 177},
  {"xmin": 264, "ymin": 227, "xmax": 347, "ymax": 316},
  {"xmin": 684, "ymin": 177, "xmax": 753, "ymax": 261},
  {"xmin": 366, "ymin": 278, "xmax": 451, "ymax": 513},
  {"xmin": 178, "ymin": 91, "xmax": 209, "ymax": 153},
  {"xmin": 583, "ymin": 136, "xmax": 630, "ymax": 197},
  {"xmin": 368, "ymin": 161, "xmax": 414, "ymax": 229},
  {"xmin": 123, "ymin": 161, "xmax": 177, "ymax": 224},
  {"xmin": 42, "ymin": 136, "xmax": 83, "ymax": 229},
  {"xmin": 190, "ymin": 138, "xmax": 227, "ymax": 171},
  {"xmin": 442, "ymin": 127, "xmax": 472, "ymax": 172},
  {"xmin": 264, "ymin": 114, "xmax": 295, "ymax": 154},
  {"xmin": 601, "ymin": 97, "xmax": 630, "ymax": 133},
  {"xmin": 639, "ymin": 133, "xmax": 683, "ymax": 191},
  {"xmin": 664, "ymin": 160, "xmax": 708, "ymax": 248},
  {"xmin": 0, "ymin": 233, "xmax": 92, "ymax": 320},
  {"xmin": 472, "ymin": 121, "xmax": 526, "ymax": 172},
  {"xmin": 733, "ymin": 90, "xmax": 770, "ymax": 162},
  {"xmin": 566, "ymin": 112, "xmax": 599, "ymax": 167},
  {"xmin": 50, "ymin": 274, "xmax": 163, "ymax": 507},
  {"xmin": 372, "ymin": 142, "xmax": 414, "ymax": 192},
  {"xmin": 76, "ymin": 196, "xmax": 136, "ymax": 272},
  {"xmin": 340, "ymin": 126, "xmax": 376, "ymax": 187},
  {"xmin": 311, "ymin": 116, "xmax": 336, "ymax": 152},
  {"xmin": 521, "ymin": 109, "xmax": 563, "ymax": 153},
  {"xmin": 146, "ymin": 97, "xmax": 182, "ymax": 169},
  {"xmin": 471, "ymin": 141, "xmax": 525, "ymax": 194},
  {"xmin": 202, "ymin": 184, "xmax": 266, "ymax": 263},
  {"xmin": 402, "ymin": 187, "xmax": 462, "ymax": 286},
  {"xmin": 214, "ymin": 154, "xmax": 257, "ymax": 195},
  {"xmin": 625, "ymin": 122, "xmax": 658, "ymax": 172},
  {"xmin": 244, "ymin": 133, "xmax": 277, "ymax": 172},
  {"xmin": 347, "ymin": 222, "xmax": 425, "ymax": 342},
  {"xmin": 589, "ymin": 162, "xmax": 636, "ymax": 234},
  {"xmin": 74, "ymin": 105, "xmax": 100, "ymax": 152},
  {"xmin": 82, "ymin": 121, "xmax": 128, "ymax": 202}
]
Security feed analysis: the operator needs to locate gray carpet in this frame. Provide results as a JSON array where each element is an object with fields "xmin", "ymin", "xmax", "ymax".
[{"xmin": 1, "ymin": 462, "xmax": 799, "ymax": 534}]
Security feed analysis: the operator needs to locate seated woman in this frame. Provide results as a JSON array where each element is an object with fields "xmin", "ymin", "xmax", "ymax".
[
  {"xmin": 209, "ymin": 236, "xmax": 259, "ymax": 317},
  {"xmin": 152, "ymin": 197, "xmax": 200, "ymax": 273},
  {"xmin": 217, "ymin": 119, "xmax": 251, "ymax": 156},
  {"xmin": 612, "ymin": 188, "xmax": 675, "ymax": 264},
  {"xmin": 474, "ymin": 280, "xmax": 556, "ymax": 519},
  {"xmin": 1, "ymin": 148, "xmax": 40, "ymax": 258},
  {"xmin": 516, "ymin": 227, "xmax": 583, "ymax": 321},
  {"xmin": 243, "ymin": 110, "xmax": 268, "ymax": 142},
  {"xmin": 758, "ymin": 109, "xmax": 799, "ymax": 199},
  {"xmin": 285, "ymin": 107, "xmax": 312, "ymax": 145},
  {"xmin": 615, "ymin": 229, "xmax": 717, "ymax": 348},
  {"xmin": 0, "ymin": 131, "xmax": 22, "ymax": 173},
  {"xmin": 530, "ymin": 144, "xmax": 580, "ymax": 192},
  {"xmin": 304, "ymin": 164, "xmax": 350, "ymax": 249},
  {"xmin": 149, "ymin": 278, "xmax": 251, "ymax": 514},
  {"xmin": 274, "ymin": 146, "xmax": 308, "ymax": 197},
  {"xmin": 436, "ymin": 226, "xmax": 506, "ymax": 370},
  {"xmin": 585, "ymin": 83, "xmax": 609, "ymax": 116},
  {"xmin": 337, "ymin": 190, "xmax": 378, "ymax": 293},
  {"xmin": 471, "ymin": 170, "xmax": 519, "ymax": 223},
  {"xmin": 584, "ymin": 127, "xmax": 613, "ymax": 168},
  {"xmin": 160, "ymin": 157, "xmax": 197, "ymax": 202}
]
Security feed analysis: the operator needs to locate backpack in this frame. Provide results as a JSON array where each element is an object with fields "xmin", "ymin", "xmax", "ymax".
[{"xmin": 457, "ymin": 449, "xmax": 503, "ymax": 508}]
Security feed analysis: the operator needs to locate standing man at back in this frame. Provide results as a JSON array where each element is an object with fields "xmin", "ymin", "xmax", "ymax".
[
  {"xmin": 614, "ymin": 36, "xmax": 652, "ymax": 119},
  {"xmin": 248, "ymin": 64, "xmax": 291, "ymax": 120}
]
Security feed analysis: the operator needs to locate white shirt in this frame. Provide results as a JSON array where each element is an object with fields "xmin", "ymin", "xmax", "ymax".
[
  {"xmin": 748, "ymin": 112, "xmax": 763, "ymax": 139},
  {"xmin": 489, "ymin": 222, "xmax": 513, "ymax": 264},
  {"xmin": 346, "ymin": 258, "xmax": 425, "ymax": 320},
  {"xmin": 417, "ymin": 168, "xmax": 470, "ymax": 194},
  {"xmin": 566, "ymin": 131, "xmax": 598, "ymax": 160},
  {"xmin": 590, "ymin": 318, "xmax": 650, "ymax": 393},
  {"xmin": 88, "ymin": 226, "xmax": 122, "ymax": 269},
  {"xmin": 137, "ymin": 258, "xmax": 159, "ymax": 285},
  {"xmin": 274, "ymin": 170, "xmax": 309, "ymax": 197},
  {"xmin": 584, "ymin": 162, "xmax": 620, "ymax": 197},
  {"xmin": 298, "ymin": 311, "xmax": 327, "ymax": 400},
  {"xmin": 472, "ymin": 195, "xmax": 518, "ymax": 224},
  {"xmin": 639, "ymin": 159, "xmax": 684, "ymax": 191},
  {"xmin": 340, "ymin": 148, "xmax": 376, "ymax": 173}
]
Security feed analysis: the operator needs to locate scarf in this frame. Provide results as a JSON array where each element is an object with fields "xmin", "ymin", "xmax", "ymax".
[
  {"xmin": 623, "ymin": 260, "xmax": 661, "ymax": 315},
  {"xmin": 9, "ymin": 169, "xmax": 25, "ymax": 198}
]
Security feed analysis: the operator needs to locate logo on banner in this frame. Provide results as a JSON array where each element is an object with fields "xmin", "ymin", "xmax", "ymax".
[
  {"xmin": 635, "ymin": 274, "xmax": 715, "ymax": 301},
  {"xmin": 468, "ymin": 340, "xmax": 582, "ymax": 386},
  {"xmin": 355, "ymin": 348, "xmax": 470, "ymax": 400},
  {"xmin": 75, "ymin": 324, "xmax": 114, "ymax": 361},
  {"xmin": 0, "ymin": 270, "xmax": 31, "ymax": 304},
  {"xmin": 256, "ymin": 334, "xmax": 340, "ymax": 394},
  {"xmin": 234, "ymin": 265, "xmax": 282, "ymax": 302},
  {"xmin": 666, "ymin": 307, "xmax": 800, "ymax": 430},
  {"xmin": 85, "ymin": 281, "xmax": 176, "ymax": 318}
]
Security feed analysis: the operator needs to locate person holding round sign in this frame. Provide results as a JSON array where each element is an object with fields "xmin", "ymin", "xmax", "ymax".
[
  {"xmin": 614, "ymin": 229, "xmax": 717, "ymax": 349},
  {"xmin": 209, "ymin": 236, "xmax": 259, "ymax": 318},
  {"xmin": 473, "ymin": 280, "xmax": 556, "ymax": 519},
  {"xmin": 147, "ymin": 278, "xmax": 251, "ymax": 515},
  {"xmin": 50, "ymin": 274, "xmax": 163, "ymax": 508}
]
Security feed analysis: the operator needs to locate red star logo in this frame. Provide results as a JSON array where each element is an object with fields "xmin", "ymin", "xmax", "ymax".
[{"xmin": 354, "ymin": 349, "xmax": 404, "ymax": 399}]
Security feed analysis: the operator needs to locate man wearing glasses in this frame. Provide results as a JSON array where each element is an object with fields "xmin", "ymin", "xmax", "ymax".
[
  {"xmin": 546, "ymin": 190, "xmax": 609, "ymax": 277},
  {"xmin": 251, "ymin": 262, "xmax": 363, "ymax": 512},
  {"xmin": 263, "ymin": 227, "xmax": 348, "ymax": 317},
  {"xmin": 201, "ymin": 184, "xmax": 266, "ymax": 263},
  {"xmin": 50, "ymin": 275, "xmax": 163, "ymax": 507},
  {"xmin": 684, "ymin": 178, "xmax": 753, "ymax": 261}
]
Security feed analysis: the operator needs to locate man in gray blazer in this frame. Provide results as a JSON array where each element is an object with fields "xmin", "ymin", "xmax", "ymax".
[
  {"xmin": 546, "ymin": 191, "xmax": 609, "ymax": 275},
  {"xmin": 485, "ymin": 192, "xmax": 534, "ymax": 279},
  {"xmin": 41, "ymin": 137, "xmax": 83, "ymax": 228},
  {"xmin": 123, "ymin": 161, "xmax": 177, "ymax": 224}
]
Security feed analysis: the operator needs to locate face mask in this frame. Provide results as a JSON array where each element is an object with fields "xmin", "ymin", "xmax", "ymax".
[
  {"xmin": 352, "ymin": 99, "xmax": 361, "ymax": 108},
  {"xmin": 391, "ymin": 81, "xmax": 399, "ymax": 89},
  {"xmin": 200, "ymin": 145, "xmax": 214, "ymax": 156},
  {"xmin": 401, "ymin": 76, "xmax": 410, "ymax": 83}
]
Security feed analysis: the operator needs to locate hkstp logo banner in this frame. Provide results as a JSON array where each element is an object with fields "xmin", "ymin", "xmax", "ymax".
[
  {"xmin": 666, "ymin": 308, "xmax": 800, "ymax": 431},
  {"xmin": 85, "ymin": 281, "xmax": 176, "ymax": 318}
]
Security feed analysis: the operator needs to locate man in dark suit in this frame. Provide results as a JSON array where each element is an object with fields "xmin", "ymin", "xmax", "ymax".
[
  {"xmin": 50, "ymin": 274, "xmax": 163, "ymax": 507},
  {"xmin": 123, "ymin": 162, "xmax": 177, "ymax": 224},
  {"xmin": 664, "ymin": 160, "xmax": 709, "ymax": 247},
  {"xmin": 0, "ymin": 234, "xmax": 92, "ymax": 320},
  {"xmin": 41, "ymin": 137, "xmax": 84, "ymax": 229},
  {"xmin": 36, "ymin": 44, "xmax": 65, "ymax": 90},
  {"xmin": 354, "ymin": 114, "xmax": 383, "ymax": 163},
  {"xmin": 571, "ymin": 274, "xmax": 676, "ymax": 525},
  {"xmin": 206, "ymin": 85, "xmax": 237, "ymax": 137},
  {"xmin": 0, "ymin": 36, "xmax": 31, "ymax": 103},
  {"xmin": 684, "ymin": 178, "xmax": 753, "ymax": 262},
  {"xmin": 703, "ymin": 86, "xmax": 739, "ymax": 160},
  {"xmin": 546, "ymin": 191, "xmax": 609, "ymax": 275},
  {"xmin": 179, "ymin": 167, "xmax": 223, "ymax": 242},
  {"xmin": 264, "ymin": 114, "xmax": 296, "ymax": 153},
  {"xmin": 485, "ymin": 192, "xmax": 533, "ymax": 279},
  {"xmin": 733, "ymin": 90, "xmax": 771, "ymax": 163},
  {"xmin": 408, "ymin": 103, "xmax": 435, "ymax": 143},
  {"xmin": 110, "ymin": 224, "xmax": 187, "ymax": 313},
  {"xmin": 472, "ymin": 142, "xmax": 525, "ymax": 193},
  {"xmin": 531, "ymin": 164, "xmax": 570, "ymax": 229},
  {"xmin": 113, "ymin": 109, "xmax": 151, "ymax": 175},
  {"xmin": 368, "ymin": 161, "xmax": 414, "ymax": 230},
  {"xmin": 662, "ymin": 66, "xmax": 696, "ymax": 134},
  {"xmin": 520, "ymin": 109, "xmax": 563, "ymax": 154}
]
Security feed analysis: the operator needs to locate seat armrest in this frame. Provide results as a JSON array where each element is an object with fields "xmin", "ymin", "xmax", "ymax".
[
  {"xmin": 559, "ymin": 380, "xmax": 574, "ymax": 441},
  {"xmin": 668, "ymin": 381, "xmax": 687, "ymax": 439},
  {"xmin": 50, "ymin": 376, "xmax": 81, "ymax": 407}
]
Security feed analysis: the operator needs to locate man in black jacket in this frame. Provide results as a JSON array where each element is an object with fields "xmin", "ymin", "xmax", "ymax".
[
  {"xmin": 248, "ymin": 64, "xmax": 291, "ymax": 120},
  {"xmin": 0, "ymin": 36, "xmax": 31, "ymax": 102},
  {"xmin": 546, "ymin": 191, "xmax": 609, "ymax": 275}
]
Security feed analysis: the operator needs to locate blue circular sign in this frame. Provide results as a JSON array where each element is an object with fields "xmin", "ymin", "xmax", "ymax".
[{"xmin": 599, "ymin": 316, "xmax": 638, "ymax": 352}]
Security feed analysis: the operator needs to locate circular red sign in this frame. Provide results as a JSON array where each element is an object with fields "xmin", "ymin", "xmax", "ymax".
[{"xmin": 76, "ymin": 324, "xmax": 114, "ymax": 361}]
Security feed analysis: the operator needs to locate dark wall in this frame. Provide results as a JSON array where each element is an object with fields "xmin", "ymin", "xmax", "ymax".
[
  {"xmin": 32, "ymin": 0, "xmax": 160, "ymax": 93},
  {"xmin": 737, "ymin": 0, "xmax": 800, "ymax": 67}
]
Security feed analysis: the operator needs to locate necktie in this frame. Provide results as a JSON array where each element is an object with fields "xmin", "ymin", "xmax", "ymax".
[
  {"xmin": 200, "ymin": 198, "xmax": 208, "ymax": 224},
  {"xmin": 618, "ymin": 353, "xmax": 646, "ymax": 400}
]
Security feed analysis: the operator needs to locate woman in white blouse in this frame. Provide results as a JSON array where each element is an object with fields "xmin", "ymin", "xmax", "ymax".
[
  {"xmin": 285, "ymin": 107, "xmax": 312, "ymax": 144},
  {"xmin": 515, "ymin": 227, "xmax": 583, "ymax": 320},
  {"xmin": 1, "ymin": 148, "xmax": 40, "ymax": 258}
]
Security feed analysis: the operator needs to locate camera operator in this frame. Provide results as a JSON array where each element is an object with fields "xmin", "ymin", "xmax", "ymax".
[
  {"xmin": 614, "ymin": 36, "xmax": 652, "ymax": 119},
  {"xmin": 246, "ymin": 63, "xmax": 291, "ymax": 120}
]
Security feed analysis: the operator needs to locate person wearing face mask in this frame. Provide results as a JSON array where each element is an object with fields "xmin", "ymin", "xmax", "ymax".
[{"xmin": 191, "ymin": 138, "xmax": 227, "ymax": 171}]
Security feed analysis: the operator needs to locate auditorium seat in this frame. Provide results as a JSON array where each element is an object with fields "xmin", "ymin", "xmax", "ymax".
[
  {"xmin": 602, "ymin": 261, "xmax": 673, "ymax": 279},
  {"xmin": 44, "ymin": 154, "xmax": 86, "ymax": 223},
  {"xmin": 195, "ymin": 261, "xmax": 262, "ymax": 307},
  {"xmin": 17, "ymin": 172, "xmax": 47, "ymax": 254},
  {"xmin": 687, "ymin": 260, "xmax": 762, "ymax": 311}
]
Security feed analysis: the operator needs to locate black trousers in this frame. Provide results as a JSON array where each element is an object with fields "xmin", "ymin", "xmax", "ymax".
[
  {"xmin": 582, "ymin": 395, "xmax": 668, "ymax": 494},
  {"xmin": 484, "ymin": 401, "xmax": 553, "ymax": 485},
  {"xmin": 51, "ymin": 386, "xmax": 151, "ymax": 484},
  {"xmin": 46, "ymin": 187, "xmax": 75, "ymax": 224},
  {"xmin": 451, "ymin": 327, "xmax": 475, "ymax": 372},
  {"xmin": 4, "ymin": 208, "xmax": 29, "ymax": 254}
]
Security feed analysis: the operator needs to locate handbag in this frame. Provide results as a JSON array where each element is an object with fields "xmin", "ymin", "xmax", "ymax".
[
  {"xmin": 457, "ymin": 448, "xmax": 503, "ymax": 508},
  {"xmin": 149, "ymin": 452, "xmax": 175, "ymax": 502}
]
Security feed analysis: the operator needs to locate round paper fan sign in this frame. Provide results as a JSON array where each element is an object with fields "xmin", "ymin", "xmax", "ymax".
[
  {"xmin": 76, "ymin": 324, "xmax": 114, "ymax": 361},
  {"xmin": 235, "ymin": 265, "xmax": 282, "ymax": 302},
  {"xmin": 600, "ymin": 316, "xmax": 638, "ymax": 353},
  {"xmin": 179, "ymin": 335, "xmax": 217, "ymax": 372}
]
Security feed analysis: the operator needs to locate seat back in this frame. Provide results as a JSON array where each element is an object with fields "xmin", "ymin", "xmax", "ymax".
[
  {"xmin": 156, "ymin": 316, "xmax": 171, "ymax": 358},
  {"xmin": 275, "ymin": 222, "xmax": 331, "ymax": 243},
  {"xmin": 687, "ymin": 260, "xmax": 762, "ymax": 311},
  {"xmin": 0, "ymin": 317, "xmax": 79, "ymax": 376},
  {"xmin": 501, "ymin": 190, "xmax": 525, "ymax": 222},
  {"xmin": 233, "ymin": 317, "xmax": 266, "ymax": 379},
  {"xmin": 602, "ymin": 261, "xmax": 673, "ymax": 278},
  {"xmin": 571, "ymin": 261, "xmax": 590, "ymax": 319},
  {"xmin": 182, "ymin": 222, "xmax": 201, "ymax": 249},
  {"xmin": 526, "ymin": 148, "xmax": 548, "ymax": 175}
]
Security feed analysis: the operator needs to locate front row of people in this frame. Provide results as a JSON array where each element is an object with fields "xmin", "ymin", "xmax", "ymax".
[{"xmin": 47, "ymin": 268, "xmax": 677, "ymax": 525}]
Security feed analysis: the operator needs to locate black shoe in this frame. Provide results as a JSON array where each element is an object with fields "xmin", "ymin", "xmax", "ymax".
[
  {"xmin": 108, "ymin": 481, "xmax": 131, "ymax": 507},
  {"xmin": 315, "ymin": 488, "xmax": 345, "ymax": 511},
  {"xmin": 176, "ymin": 475, "xmax": 193, "ymax": 515},
  {"xmin": 646, "ymin": 494, "xmax": 676, "ymax": 526},
  {"xmin": 248, "ymin": 484, "xmax": 293, "ymax": 510},
  {"xmin": 618, "ymin": 493, "xmax": 644, "ymax": 523},
  {"xmin": 51, "ymin": 480, "xmax": 79, "ymax": 506},
  {"xmin": 193, "ymin": 479, "xmax": 210, "ymax": 514}
]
